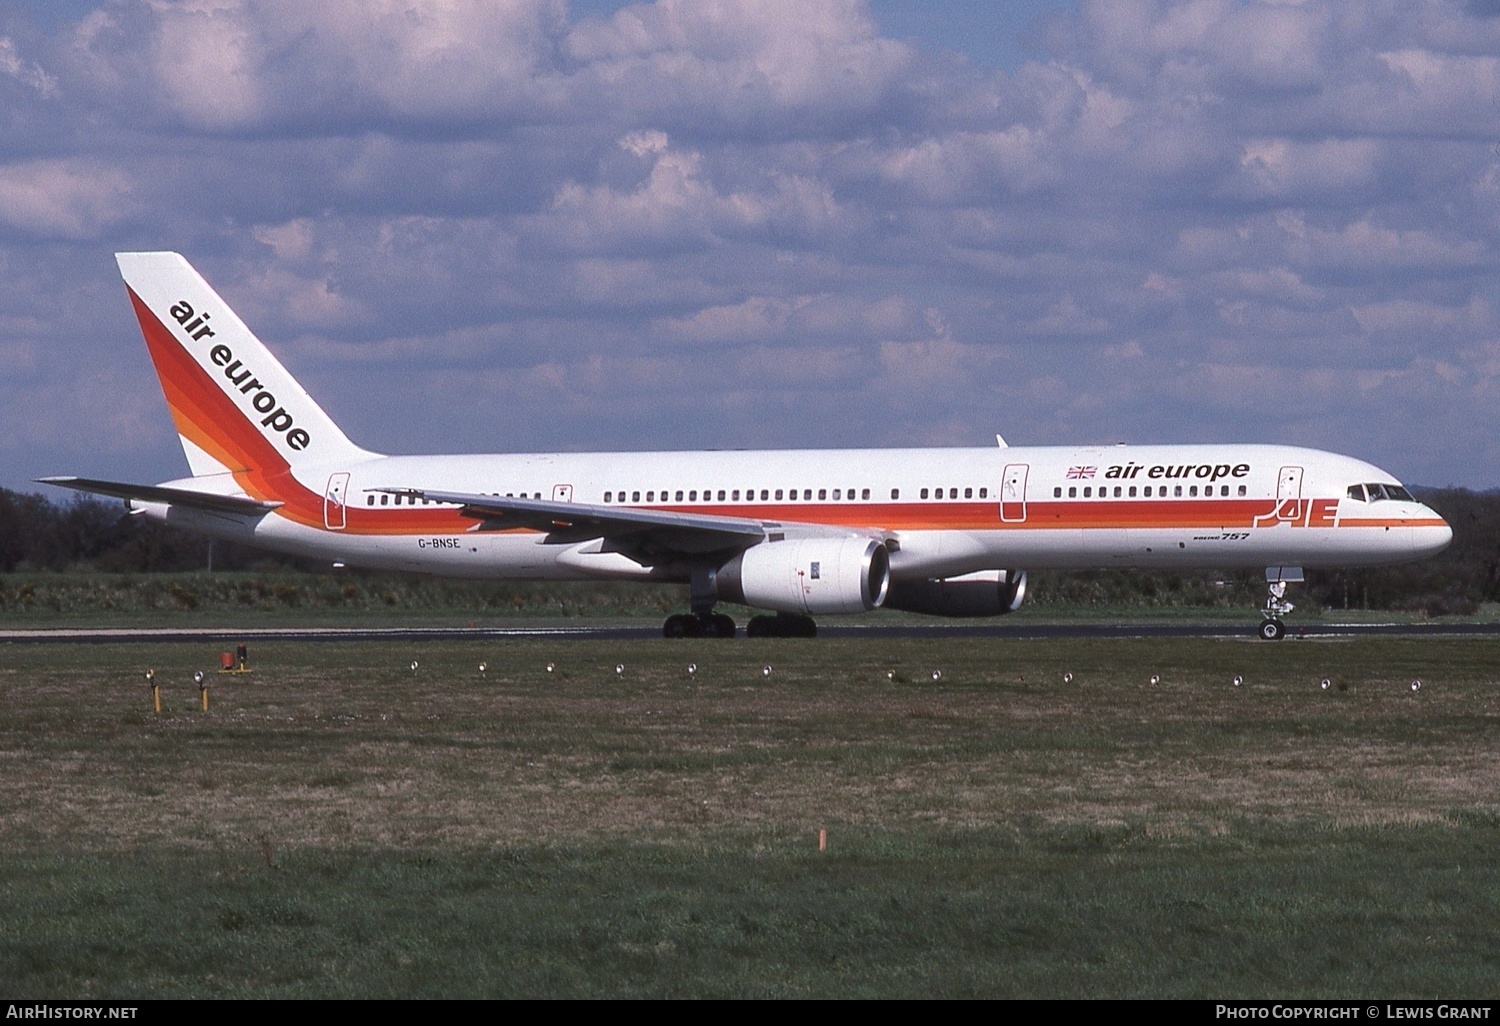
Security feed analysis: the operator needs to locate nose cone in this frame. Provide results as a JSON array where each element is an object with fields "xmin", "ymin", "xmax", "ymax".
[{"xmin": 1414, "ymin": 507, "xmax": 1453, "ymax": 558}]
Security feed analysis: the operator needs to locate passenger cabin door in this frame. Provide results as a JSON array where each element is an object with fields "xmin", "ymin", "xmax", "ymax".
[
  {"xmin": 1001, "ymin": 464, "xmax": 1029, "ymax": 523},
  {"xmin": 324, "ymin": 472, "xmax": 350, "ymax": 531},
  {"xmin": 1276, "ymin": 466, "xmax": 1304, "ymax": 522}
]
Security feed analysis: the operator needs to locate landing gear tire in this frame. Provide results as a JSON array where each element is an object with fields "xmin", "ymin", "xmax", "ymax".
[
  {"xmin": 746, "ymin": 613, "xmax": 817, "ymax": 638},
  {"xmin": 663, "ymin": 613, "xmax": 698, "ymax": 639},
  {"xmin": 663, "ymin": 612, "xmax": 737, "ymax": 639},
  {"xmin": 1258, "ymin": 618, "xmax": 1286, "ymax": 641}
]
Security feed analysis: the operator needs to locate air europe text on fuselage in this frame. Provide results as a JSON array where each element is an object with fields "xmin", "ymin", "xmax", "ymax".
[
  {"xmin": 168, "ymin": 300, "xmax": 311, "ymax": 452},
  {"xmin": 1105, "ymin": 461, "xmax": 1251, "ymax": 482}
]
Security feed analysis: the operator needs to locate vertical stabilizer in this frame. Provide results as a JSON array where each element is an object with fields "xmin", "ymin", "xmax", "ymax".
[{"xmin": 116, "ymin": 252, "xmax": 375, "ymax": 478}]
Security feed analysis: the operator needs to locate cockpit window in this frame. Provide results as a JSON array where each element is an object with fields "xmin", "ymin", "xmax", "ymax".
[{"xmin": 1352, "ymin": 482, "xmax": 1415, "ymax": 503}]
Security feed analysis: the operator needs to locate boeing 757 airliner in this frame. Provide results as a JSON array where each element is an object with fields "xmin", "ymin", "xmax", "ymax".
[{"xmin": 41, "ymin": 253, "xmax": 1452, "ymax": 639}]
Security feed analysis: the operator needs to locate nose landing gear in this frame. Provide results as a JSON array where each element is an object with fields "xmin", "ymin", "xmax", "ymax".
[{"xmin": 1258, "ymin": 566, "xmax": 1302, "ymax": 641}]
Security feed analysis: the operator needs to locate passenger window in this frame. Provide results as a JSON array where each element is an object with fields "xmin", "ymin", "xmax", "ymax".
[
  {"xmin": 689, "ymin": 491, "xmax": 696, "ymax": 501},
  {"xmin": 804, "ymin": 490, "xmax": 812, "ymax": 500},
  {"xmin": 647, "ymin": 491, "xmax": 655, "ymax": 502},
  {"xmin": 833, "ymin": 489, "xmax": 841, "ymax": 500},
  {"xmin": 1054, "ymin": 487, "xmax": 1062, "ymax": 498},
  {"xmin": 604, "ymin": 492, "xmax": 612, "ymax": 503},
  {"xmin": 921, "ymin": 488, "xmax": 930, "ymax": 499},
  {"xmin": 861, "ymin": 488, "xmax": 869, "ymax": 500},
  {"xmin": 717, "ymin": 490, "xmax": 725, "ymax": 501},
  {"xmin": 775, "ymin": 489, "xmax": 783, "ymax": 501},
  {"xmin": 1068, "ymin": 487, "xmax": 1077, "ymax": 498},
  {"xmin": 890, "ymin": 489, "xmax": 899, "ymax": 500},
  {"xmin": 761, "ymin": 489, "xmax": 769, "ymax": 500},
  {"xmin": 950, "ymin": 488, "xmax": 958, "ymax": 499},
  {"xmin": 675, "ymin": 490, "xmax": 683, "ymax": 502},
  {"xmin": 1129, "ymin": 486, "xmax": 1136, "ymax": 497},
  {"xmin": 1189, "ymin": 486, "xmax": 1198, "ymax": 497},
  {"xmin": 1174, "ymin": 486, "xmax": 1182, "ymax": 497},
  {"xmin": 1113, "ymin": 486, "xmax": 1122, "ymax": 498},
  {"xmin": 818, "ymin": 489, "xmax": 827, "ymax": 500},
  {"xmin": 1143, "ymin": 486, "xmax": 1152, "ymax": 497},
  {"xmin": 965, "ymin": 487, "xmax": 972, "ymax": 499},
  {"xmin": 1238, "ymin": 485, "xmax": 1246, "ymax": 496},
  {"xmin": 979, "ymin": 487, "xmax": 987, "ymax": 498},
  {"xmin": 366, "ymin": 495, "xmax": 374, "ymax": 506},
  {"xmin": 631, "ymin": 491, "xmax": 640, "ymax": 502},
  {"xmin": 380, "ymin": 494, "xmax": 389, "ymax": 506},
  {"xmin": 1084, "ymin": 487, "xmax": 1092, "ymax": 498}
]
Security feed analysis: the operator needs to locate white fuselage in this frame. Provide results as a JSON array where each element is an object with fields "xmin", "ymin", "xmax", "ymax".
[{"xmin": 149, "ymin": 442, "xmax": 1452, "ymax": 584}]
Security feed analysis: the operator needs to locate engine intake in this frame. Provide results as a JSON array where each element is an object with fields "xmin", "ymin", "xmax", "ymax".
[
  {"xmin": 884, "ymin": 569, "xmax": 1027, "ymax": 617},
  {"xmin": 718, "ymin": 538, "xmax": 890, "ymax": 615}
]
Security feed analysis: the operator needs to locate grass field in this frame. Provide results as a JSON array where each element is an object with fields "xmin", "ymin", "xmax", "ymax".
[
  {"xmin": 7, "ymin": 570, "xmax": 1494, "ymax": 629},
  {"xmin": 3, "ymin": 634, "xmax": 1499, "ymax": 997}
]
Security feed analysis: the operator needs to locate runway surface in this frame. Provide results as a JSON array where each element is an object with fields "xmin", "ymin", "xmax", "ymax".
[{"xmin": 3, "ymin": 621, "xmax": 1498, "ymax": 644}]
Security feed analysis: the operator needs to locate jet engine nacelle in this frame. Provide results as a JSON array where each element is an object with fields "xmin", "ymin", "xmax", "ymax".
[
  {"xmin": 883, "ymin": 569, "xmax": 1027, "ymax": 617},
  {"xmin": 717, "ymin": 537, "xmax": 890, "ymax": 615}
]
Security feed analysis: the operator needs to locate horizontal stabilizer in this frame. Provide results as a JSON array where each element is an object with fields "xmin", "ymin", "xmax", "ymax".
[{"xmin": 37, "ymin": 476, "xmax": 283, "ymax": 515}]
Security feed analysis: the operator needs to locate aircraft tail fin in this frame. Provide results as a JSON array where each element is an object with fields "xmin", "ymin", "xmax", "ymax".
[{"xmin": 115, "ymin": 252, "xmax": 376, "ymax": 479}]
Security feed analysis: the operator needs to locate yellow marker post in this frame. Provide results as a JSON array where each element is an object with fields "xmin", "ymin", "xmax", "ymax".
[
  {"xmin": 146, "ymin": 669, "xmax": 160, "ymax": 714},
  {"xmin": 195, "ymin": 670, "xmax": 207, "ymax": 711}
]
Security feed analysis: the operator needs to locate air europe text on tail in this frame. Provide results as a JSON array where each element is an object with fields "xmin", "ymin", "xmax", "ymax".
[{"xmin": 116, "ymin": 252, "xmax": 374, "ymax": 476}]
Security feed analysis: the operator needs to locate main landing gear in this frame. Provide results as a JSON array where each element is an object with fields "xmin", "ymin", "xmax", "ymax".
[
  {"xmin": 660, "ymin": 610, "xmax": 819, "ymax": 638},
  {"xmin": 660, "ymin": 568, "xmax": 821, "ymax": 638},
  {"xmin": 662, "ymin": 567, "xmax": 739, "ymax": 639},
  {"xmin": 1257, "ymin": 567, "xmax": 1302, "ymax": 641}
]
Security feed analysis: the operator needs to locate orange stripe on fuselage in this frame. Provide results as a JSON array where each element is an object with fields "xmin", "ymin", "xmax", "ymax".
[{"xmin": 1338, "ymin": 517, "xmax": 1448, "ymax": 529}]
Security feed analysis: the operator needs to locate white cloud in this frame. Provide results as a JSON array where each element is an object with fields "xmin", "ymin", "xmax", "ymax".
[
  {"xmin": 0, "ymin": 160, "xmax": 133, "ymax": 239},
  {"xmin": 5, "ymin": 0, "xmax": 1500, "ymax": 488},
  {"xmin": 0, "ymin": 37, "xmax": 58, "ymax": 96}
]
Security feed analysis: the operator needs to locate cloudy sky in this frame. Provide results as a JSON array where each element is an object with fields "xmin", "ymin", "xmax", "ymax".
[{"xmin": 2, "ymin": 0, "xmax": 1498, "ymax": 492}]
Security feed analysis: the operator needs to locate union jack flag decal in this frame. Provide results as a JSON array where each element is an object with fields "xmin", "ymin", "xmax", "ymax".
[{"xmin": 1066, "ymin": 466, "xmax": 1097, "ymax": 479}]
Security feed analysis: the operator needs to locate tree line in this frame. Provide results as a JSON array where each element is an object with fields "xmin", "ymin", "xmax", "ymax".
[{"xmin": 1, "ymin": 485, "xmax": 1495, "ymax": 613}]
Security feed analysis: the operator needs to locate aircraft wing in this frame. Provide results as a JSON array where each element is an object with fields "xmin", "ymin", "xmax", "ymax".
[
  {"xmin": 373, "ymin": 487, "xmax": 772, "ymax": 554},
  {"xmin": 37, "ymin": 476, "xmax": 283, "ymax": 515}
]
